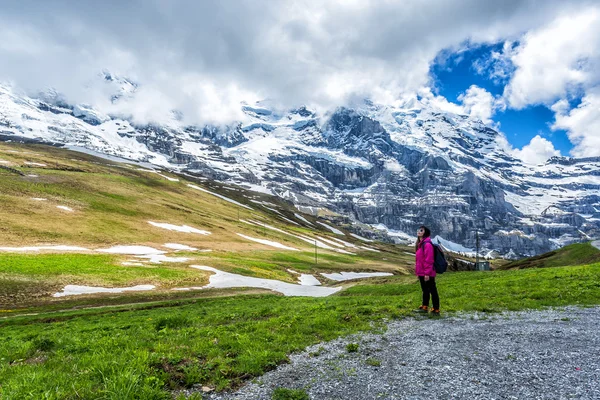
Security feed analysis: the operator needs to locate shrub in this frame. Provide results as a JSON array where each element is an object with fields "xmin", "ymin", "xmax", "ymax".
[
  {"xmin": 346, "ymin": 343, "xmax": 359, "ymax": 353},
  {"xmin": 272, "ymin": 387, "xmax": 310, "ymax": 400}
]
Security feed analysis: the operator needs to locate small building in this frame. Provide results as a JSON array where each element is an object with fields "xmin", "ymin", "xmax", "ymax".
[{"xmin": 475, "ymin": 261, "xmax": 490, "ymax": 271}]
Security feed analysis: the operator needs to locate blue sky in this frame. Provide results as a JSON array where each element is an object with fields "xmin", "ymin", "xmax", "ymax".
[{"xmin": 430, "ymin": 44, "xmax": 574, "ymax": 155}]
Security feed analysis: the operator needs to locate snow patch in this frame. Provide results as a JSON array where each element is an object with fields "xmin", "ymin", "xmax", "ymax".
[
  {"xmin": 188, "ymin": 184, "xmax": 253, "ymax": 210},
  {"xmin": 315, "ymin": 236, "xmax": 345, "ymax": 248},
  {"xmin": 236, "ymin": 233, "xmax": 299, "ymax": 251},
  {"xmin": 56, "ymin": 206, "xmax": 74, "ymax": 212},
  {"xmin": 350, "ymin": 233, "xmax": 374, "ymax": 243},
  {"xmin": 372, "ymin": 224, "xmax": 414, "ymax": 244},
  {"xmin": 136, "ymin": 254, "xmax": 191, "ymax": 264},
  {"xmin": 53, "ymin": 284, "xmax": 155, "ymax": 297},
  {"xmin": 97, "ymin": 245, "xmax": 165, "ymax": 255},
  {"xmin": 320, "ymin": 272, "xmax": 393, "ymax": 281},
  {"xmin": 316, "ymin": 221, "xmax": 345, "ymax": 235},
  {"xmin": 188, "ymin": 266, "xmax": 340, "ymax": 297},
  {"xmin": 432, "ymin": 235, "xmax": 475, "ymax": 254},
  {"xmin": 294, "ymin": 213, "xmax": 314, "ymax": 226},
  {"xmin": 298, "ymin": 274, "xmax": 322, "ymax": 286},
  {"xmin": 148, "ymin": 221, "xmax": 211, "ymax": 235},
  {"xmin": 360, "ymin": 246, "xmax": 381, "ymax": 252}
]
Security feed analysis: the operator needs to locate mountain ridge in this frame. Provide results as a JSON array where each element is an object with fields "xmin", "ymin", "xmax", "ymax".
[{"xmin": 1, "ymin": 82, "xmax": 598, "ymax": 257}]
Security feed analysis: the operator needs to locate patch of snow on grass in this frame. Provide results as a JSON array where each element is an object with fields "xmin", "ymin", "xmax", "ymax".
[
  {"xmin": 236, "ymin": 233, "xmax": 299, "ymax": 251},
  {"xmin": 294, "ymin": 213, "xmax": 314, "ymax": 226},
  {"xmin": 315, "ymin": 236, "xmax": 345, "ymax": 248},
  {"xmin": 320, "ymin": 272, "xmax": 393, "ymax": 281},
  {"xmin": 188, "ymin": 184, "xmax": 253, "ymax": 210},
  {"xmin": 432, "ymin": 235, "xmax": 474, "ymax": 251},
  {"xmin": 137, "ymin": 168, "xmax": 179, "ymax": 182},
  {"xmin": 53, "ymin": 284, "xmax": 155, "ymax": 297},
  {"xmin": 24, "ymin": 162, "xmax": 47, "ymax": 167},
  {"xmin": 372, "ymin": 224, "xmax": 414, "ymax": 244},
  {"xmin": 360, "ymin": 246, "xmax": 381, "ymax": 252},
  {"xmin": 298, "ymin": 274, "xmax": 322, "ymax": 286},
  {"xmin": 279, "ymin": 216, "xmax": 300, "ymax": 226},
  {"xmin": 56, "ymin": 206, "xmax": 74, "ymax": 212},
  {"xmin": 334, "ymin": 249, "xmax": 356, "ymax": 255},
  {"xmin": 317, "ymin": 221, "xmax": 345, "ymax": 235},
  {"xmin": 157, "ymin": 173, "xmax": 179, "ymax": 182},
  {"xmin": 329, "ymin": 237, "xmax": 359, "ymax": 248},
  {"xmin": 136, "ymin": 254, "xmax": 191, "ymax": 264},
  {"xmin": 148, "ymin": 221, "xmax": 211, "ymax": 235},
  {"xmin": 296, "ymin": 234, "xmax": 335, "ymax": 250},
  {"xmin": 97, "ymin": 246, "xmax": 165, "ymax": 255},
  {"xmin": 350, "ymin": 233, "xmax": 374, "ymax": 242},
  {"xmin": 30, "ymin": 198, "xmax": 47, "ymax": 201},
  {"xmin": 189, "ymin": 266, "xmax": 340, "ymax": 297}
]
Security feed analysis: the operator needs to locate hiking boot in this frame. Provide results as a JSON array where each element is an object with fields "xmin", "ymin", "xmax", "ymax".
[
  {"xmin": 414, "ymin": 305, "xmax": 428, "ymax": 313},
  {"xmin": 430, "ymin": 308, "xmax": 441, "ymax": 316}
]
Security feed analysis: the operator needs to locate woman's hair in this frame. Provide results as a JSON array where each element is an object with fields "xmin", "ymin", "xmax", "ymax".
[{"xmin": 415, "ymin": 225, "xmax": 431, "ymax": 251}]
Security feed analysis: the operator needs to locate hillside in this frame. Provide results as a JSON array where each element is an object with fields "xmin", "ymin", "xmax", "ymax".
[
  {"xmin": 0, "ymin": 141, "xmax": 413, "ymax": 309},
  {"xmin": 2, "ymin": 83, "xmax": 599, "ymax": 257},
  {"xmin": 498, "ymin": 242, "xmax": 600, "ymax": 270},
  {"xmin": 2, "ymin": 142, "xmax": 600, "ymax": 399}
]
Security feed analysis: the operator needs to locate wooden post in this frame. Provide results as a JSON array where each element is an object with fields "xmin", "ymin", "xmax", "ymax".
[{"xmin": 475, "ymin": 231, "xmax": 480, "ymax": 270}]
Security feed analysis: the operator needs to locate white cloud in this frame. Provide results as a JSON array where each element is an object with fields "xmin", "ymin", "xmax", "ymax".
[
  {"xmin": 0, "ymin": 0, "xmax": 589, "ymax": 125},
  {"xmin": 504, "ymin": 6, "xmax": 600, "ymax": 108},
  {"xmin": 419, "ymin": 87, "xmax": 465, "ymax": 115},
  {"xmin": 511, "ymin": 135, "xmax": 561, "ymax": 165},
  {"xmin": 420, "ymin": 85, "xmax": 504, "ymax": 126},
  {"xmin": 458, "ymin": 85, "xmax": 505, "ymax": 125},
  {"xmin": 552, "ymin": 88, "xmax": 600, "ymax": 157}
]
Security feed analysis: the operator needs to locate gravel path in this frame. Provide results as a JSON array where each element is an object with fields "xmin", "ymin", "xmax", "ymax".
[{"xmin": 206, "ymin": 307, "xmax": 600, "ymax": 400}]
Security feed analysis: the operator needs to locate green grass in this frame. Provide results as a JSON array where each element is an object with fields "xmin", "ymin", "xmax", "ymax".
[
  {"xmin": 0, "ymin": 248, "xmax": 408, "ymax": 309},
  {"xmin": 272, "ymin": 387, "xmax": 310, "ymax": 400},
  {"xmin": 346, "ymin": 343, "xmax": 359, "ymax": 352},
  {"xmin": 2, "ymin": 135, "xmax": 599, "ymax": 399},
  {"xmin": 0, "ymin": 254, "xmax": 208, "ymax": 307},
  {"xmin": 498, "ymin": 242, "xmax": 600, "ymax": 270},
  {"xmin": 1, "ymin": 262, "xmax": 599, "ymax": 399},
  {"xmin": 365, "ymin": 357, "xmax": 381, "ymax": 367}
]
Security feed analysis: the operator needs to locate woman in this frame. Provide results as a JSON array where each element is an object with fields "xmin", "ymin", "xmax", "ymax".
[{"xmin": 414, "ymin": 225, "xmax": 440, "ymax": 315}]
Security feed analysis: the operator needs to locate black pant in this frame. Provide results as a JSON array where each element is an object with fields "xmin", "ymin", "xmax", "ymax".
[{"xmin": 419, "ymin": 276, "xmax": 440, "ymax": 310}]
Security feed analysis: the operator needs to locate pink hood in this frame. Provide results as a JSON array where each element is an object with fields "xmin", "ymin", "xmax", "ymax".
[{"xmin": 415, "ymin": 237, "xmax": 436, "ymax": 277}]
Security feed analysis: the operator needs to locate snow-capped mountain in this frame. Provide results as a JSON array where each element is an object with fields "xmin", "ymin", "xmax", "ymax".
[{"xmin": 1, "ymin": 81, "xmax": 598, "ymax": 257}]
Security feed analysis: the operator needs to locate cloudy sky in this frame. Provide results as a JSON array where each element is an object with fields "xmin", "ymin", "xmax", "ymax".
[{"xmin": 1, "ymin": 0, "xmax": 599, "ymax": 163}]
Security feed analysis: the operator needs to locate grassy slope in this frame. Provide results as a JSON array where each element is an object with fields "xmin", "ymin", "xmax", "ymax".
[
  {"xmin": 0, "ymin": 142, "xmax": 413, "ymax": 309},
  {"xmin": 1, "ymin": 263, "xmax": 599, "ymax": 399},
  {"xmin": 3, "ymin": 142, "xmax": 600, "ymax": 399},
  {"xmin": 498, "ymin": 242, "xmax": 600, "ymax": 270}
]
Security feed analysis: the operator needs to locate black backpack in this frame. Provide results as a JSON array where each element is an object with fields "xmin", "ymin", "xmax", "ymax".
[{"xmin": 428, "ymin": 242, "xmax": 448, "ymax": 274}]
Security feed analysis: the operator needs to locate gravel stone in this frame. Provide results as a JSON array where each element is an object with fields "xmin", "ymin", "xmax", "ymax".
[{"xmin": 205, "ymin": 307, "xmax": 600, "ymax": 400}]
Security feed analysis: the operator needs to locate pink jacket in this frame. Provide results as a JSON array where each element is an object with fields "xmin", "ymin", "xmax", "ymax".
[{"xmin": 415, "ymin": 237, "xmax": 436, "ymax": 277}]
